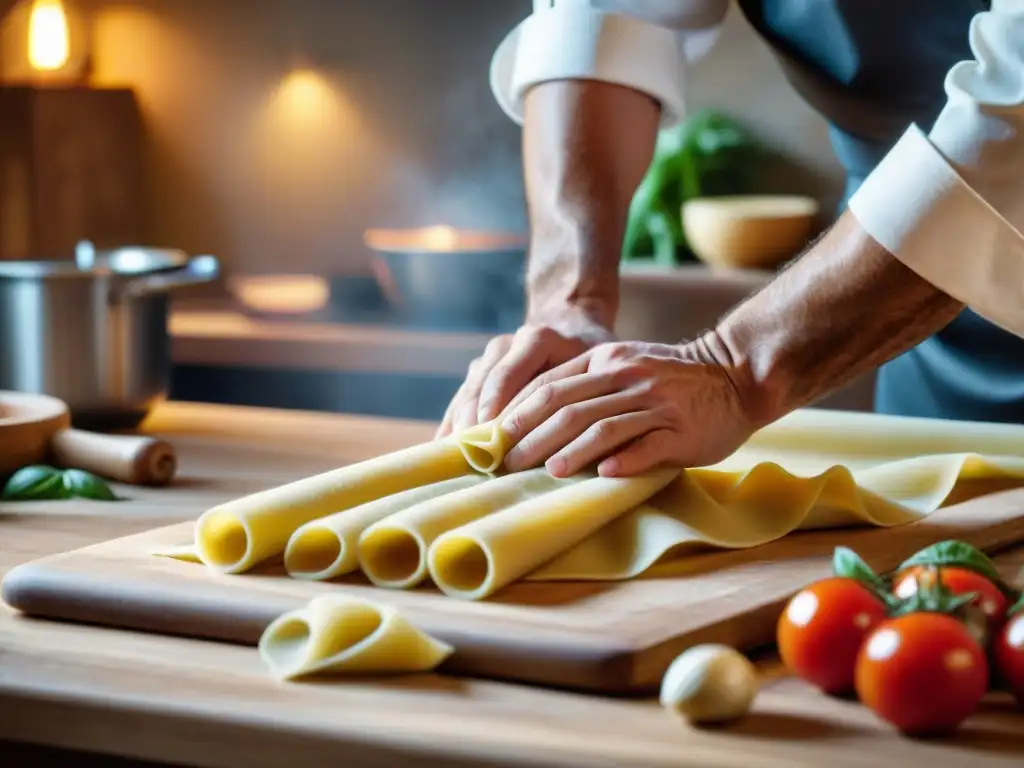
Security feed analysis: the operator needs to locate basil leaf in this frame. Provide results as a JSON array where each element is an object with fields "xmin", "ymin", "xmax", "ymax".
[
  {"xmin": 898, "ymin": 540, "xmax": 1003, "ymax": 586},
  {"xmin": 62, "ymin": 468, "xmax": 118, "ymax": 501},
  {"xmin": 832, "ymin": 546, "xmax": 886, "ymax": 592},
  {"xmin": 1, "ymin": 465, "xmax": 67, "ymax": 501}
]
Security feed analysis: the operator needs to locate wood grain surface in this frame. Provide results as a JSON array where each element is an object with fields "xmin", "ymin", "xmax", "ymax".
[
  {"xmin": 6, "ymin": 487, "xmax": 1024, "ymax": 694},
  {"xmin": 0, "ymin": 86, "xmax": 148, "ymax": 259},
  {"xmin": 1, "ymin": 402, "xmax": 1022, "ymax": 767}
]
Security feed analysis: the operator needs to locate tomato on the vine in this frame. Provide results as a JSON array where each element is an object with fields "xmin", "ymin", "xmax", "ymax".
[
  {"xmin": 855, "ymin": 612, "xmax": 988, "ymax": 735},
  {"xmin": 777, "ymin": 577, "xmax": 887, "ymax": 694},
  {"xmin": 893, "ymin": 565, "xmax": 1010, "ymax": 629},
  {"xmin": 994, "ymin": 609, "xmax": 1024, "ymax": 707}
]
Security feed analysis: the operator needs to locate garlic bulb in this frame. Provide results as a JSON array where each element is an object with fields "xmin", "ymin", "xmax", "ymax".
[{"xmin": 659, "ymin": 644, "xmax": 759, "ymax": 724}]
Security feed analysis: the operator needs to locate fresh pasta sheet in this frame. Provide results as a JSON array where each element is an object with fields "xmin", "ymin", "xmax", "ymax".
[{"xmin": 155, "ymin": 416, "xmax": 1024, "ymax": 599}]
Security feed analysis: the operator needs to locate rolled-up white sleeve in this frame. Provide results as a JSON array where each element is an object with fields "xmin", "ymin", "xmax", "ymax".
[
  {"xmin": 489, "ymin": 0, "xmax": 728, "ymax": 129},
  {"xmin": 848, "ymin": 0, "xmax": 1024, "ymax": 337}
]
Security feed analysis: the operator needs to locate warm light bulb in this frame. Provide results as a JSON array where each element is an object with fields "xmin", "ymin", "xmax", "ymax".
[{"xmin": 28, "ymin": 0, "xmax": 70, "ymax": 72}]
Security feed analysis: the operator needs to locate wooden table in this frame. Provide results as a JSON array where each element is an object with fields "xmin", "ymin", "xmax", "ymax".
[{"xmin": 1, "ymin": 402, "xmax": 1021, "ymax": 768}]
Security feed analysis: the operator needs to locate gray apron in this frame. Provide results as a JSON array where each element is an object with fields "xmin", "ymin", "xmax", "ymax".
[{"xmin": 734, "ymin": 0, "xmax": 1024, "ymax": 424}]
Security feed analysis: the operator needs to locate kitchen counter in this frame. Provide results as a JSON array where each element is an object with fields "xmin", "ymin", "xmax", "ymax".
[
  {"xmin": 169, "ymin": 265, "xmax": 774, "ymax": 378},
  {"xmin": 2, "ymin": 401, "xmax": 1021, "ymax": 768},
  {"xmin": 168, "ymin": 260, "xmax": 873, "ymax": 419}
]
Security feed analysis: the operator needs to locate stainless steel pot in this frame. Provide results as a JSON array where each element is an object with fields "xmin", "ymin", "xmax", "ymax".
[{"xmin": 0, "ymin": 243, "xmax": 219, "ymax": 429}]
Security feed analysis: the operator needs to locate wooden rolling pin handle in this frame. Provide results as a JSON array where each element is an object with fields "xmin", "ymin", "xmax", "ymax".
[{"xmin": 49, "ymin": 428, "xmax": 178, "ymax": 486}]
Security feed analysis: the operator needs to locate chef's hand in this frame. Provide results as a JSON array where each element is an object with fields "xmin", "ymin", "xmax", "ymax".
[
  {"xmin": 498, "ymin": 337, "xmax": 757, "ymax": 477},
  {"xmin": 435, "ymin": 310, "xmax": 615, "ymax": 439}
]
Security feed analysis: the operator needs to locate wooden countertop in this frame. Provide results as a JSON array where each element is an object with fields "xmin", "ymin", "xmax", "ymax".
[{"xmin": 2, "ymin": 402, "xmax": 1022, "ymax": 768}]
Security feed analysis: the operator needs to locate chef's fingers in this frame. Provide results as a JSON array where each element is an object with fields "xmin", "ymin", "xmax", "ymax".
[
  {"xmin": 503, "ymin": 391, "xmax": 647, "ymax": 475},
  {"xmin": 475, "ymin": 328, "xmax": 554, "ymax": 424},
  {"xmin": 546, "ymin": 409, "xmax": 665, "ymax": 478},
  {"xmin": 498, "ymin": 353, "xmax": 594, "ymax": 426},
  {"xmin": 449, "ymin": 336, "xmax": 513, "ymax": 434},
  {"xmin": 435, "ymin": 381, "xmax": 469, "ymax": 438},
  {"xmin": 499, "ymin": 372, "xmax": 626, "ymax": 462},
  {"xmin": 436, "ymin": 337, "xmax": 511, "ymax": 438},
  {"xmin": 598, "ymin": 428, "xmax": 680, "ymax": 477},
  {"xmin": 437, "ymin": 375, "xmax": 481, "ymax": 438}
]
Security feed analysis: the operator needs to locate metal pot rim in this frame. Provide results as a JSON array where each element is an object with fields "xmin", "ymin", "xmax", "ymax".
[{"xmin": 0, "ymin": 247, "xmax": 190, "ymax": 279}]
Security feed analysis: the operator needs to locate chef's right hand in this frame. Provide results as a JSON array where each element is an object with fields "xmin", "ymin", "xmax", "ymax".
[{"xmin": 435, "ymin": 318, "xmax": 614, "ymax": 439}]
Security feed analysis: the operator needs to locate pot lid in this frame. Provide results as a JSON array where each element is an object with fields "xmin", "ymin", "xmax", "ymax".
[{"xmin": 0, "ymin": 242, "xmax": 190, "ymax": 279}]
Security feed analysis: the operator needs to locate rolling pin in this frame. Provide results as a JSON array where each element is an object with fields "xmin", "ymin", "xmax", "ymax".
[{"xmin": 49, "ymin": 429, "xmax": 177, "ymax": 487}]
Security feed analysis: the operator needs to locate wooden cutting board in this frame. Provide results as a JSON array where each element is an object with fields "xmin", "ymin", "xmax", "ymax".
[{"xmin": 4, "ymin": 488, "xmax": 1024, "ymax": 694}]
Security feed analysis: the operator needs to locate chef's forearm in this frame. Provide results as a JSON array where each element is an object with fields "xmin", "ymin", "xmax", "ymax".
[
  {"xmin": 521, "ymin": 80, "xmax": 660, "ymax": 331},
  {"xmin": 709, "ymin": 212, "xmax": 964, "ymax": 426}
]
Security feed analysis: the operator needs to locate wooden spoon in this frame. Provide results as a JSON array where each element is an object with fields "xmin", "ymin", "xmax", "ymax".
[{"xmin": 0, "ymin": 391, "xmax": 176, "ymax": 486}]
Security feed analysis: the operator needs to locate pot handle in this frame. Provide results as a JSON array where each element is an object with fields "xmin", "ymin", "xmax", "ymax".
[{"xmin": 118, "ymin": 254, "xmax": 220, "ymax": 299}]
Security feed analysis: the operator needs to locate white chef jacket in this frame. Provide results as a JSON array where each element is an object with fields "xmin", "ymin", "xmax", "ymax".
[{"xmin": 490, "ymin": 0, "xmax": 1024, "ymax": 339}]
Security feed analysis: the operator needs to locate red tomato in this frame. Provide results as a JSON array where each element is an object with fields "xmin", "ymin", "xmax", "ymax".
[
  {"xmin": 855, "ymin": 612, "xmax": 988, "ymax": 735},
  {"xmin": 893, "ymin": 566, "xmax": 1010, "ymax": 629},
  {"xmin": 777, "ymin": 577, "xmax": 887, "ymax": 694},
  {"xmin": 994, "ymin": 611, "xmax": 1024, "ymax": 707}
]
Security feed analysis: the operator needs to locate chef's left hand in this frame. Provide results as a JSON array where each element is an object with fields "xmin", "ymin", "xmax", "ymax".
[{"xmin": 498, "ymin": 339, "xmax": 758, "ymax": 478}]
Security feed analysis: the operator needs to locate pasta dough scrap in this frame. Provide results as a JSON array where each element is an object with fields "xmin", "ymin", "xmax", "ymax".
[
  {"xmin": 357, "ymin": 468, "xmax": 581, "ymax": 589},
  {"xmin": 258, "ymin": 594, "xmax": 452, "ymax": 680},
  {"xmin": 284, "ymin": 475, "xmax": 487, "ymax": 580},
  {"xmin": 150, "ymin": 543, "xmax": 202, "ymax": 562},
  {"xmin": 428, "ymin": 468, "xmax": 678, "ymax": 600}
]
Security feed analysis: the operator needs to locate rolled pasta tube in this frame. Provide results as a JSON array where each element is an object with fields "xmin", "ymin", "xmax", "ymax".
[
  {"xmin": 283, "ymin": 475, "xmax": 487, "ymax": 580},
  {"xmin": 455, "ymin": 420, "xmax": 511, "ymax": 473},
  {"xmin": 428, "ymin": 468, "xmax": 677, "ymax": 600},
  {"xmin": 258, "ymin": 594, "xmax": 453, "ymax": 680},
  {"xmin": 195, "ymin": 438, "xmax": 474, "ymax": 574},
  {"xmin": 358, "ymin": 468, "xmax": 577, "ymax": 589}
]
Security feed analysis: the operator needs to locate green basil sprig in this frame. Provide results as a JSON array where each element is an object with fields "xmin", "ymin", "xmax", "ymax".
[
  {"xmin": 2, "ymin": 465, "xmax": 119, "ymax": 502},
  {"xmin": 61, "ymin": 468, "xmax": 118, "ymax": 501},
  {"xmin": 1, "ymin": 465, "xmax": 67, "ymax": 500}
]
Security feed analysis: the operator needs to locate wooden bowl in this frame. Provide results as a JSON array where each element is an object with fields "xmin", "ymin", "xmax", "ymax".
[
  {"xmin": 0, "ymin": 391, "xmax": 71, "ymax": 478},
  {"xmin": 228, "ymin": 274, "xmax": 331, "ymax": 317},
  {"xmin": 0, "ymin": 390, "xmax": 178, "ymax": 486},
  {"xmin": 682, "ymin": 195, "xmax": 820, "ymax": 270}
]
